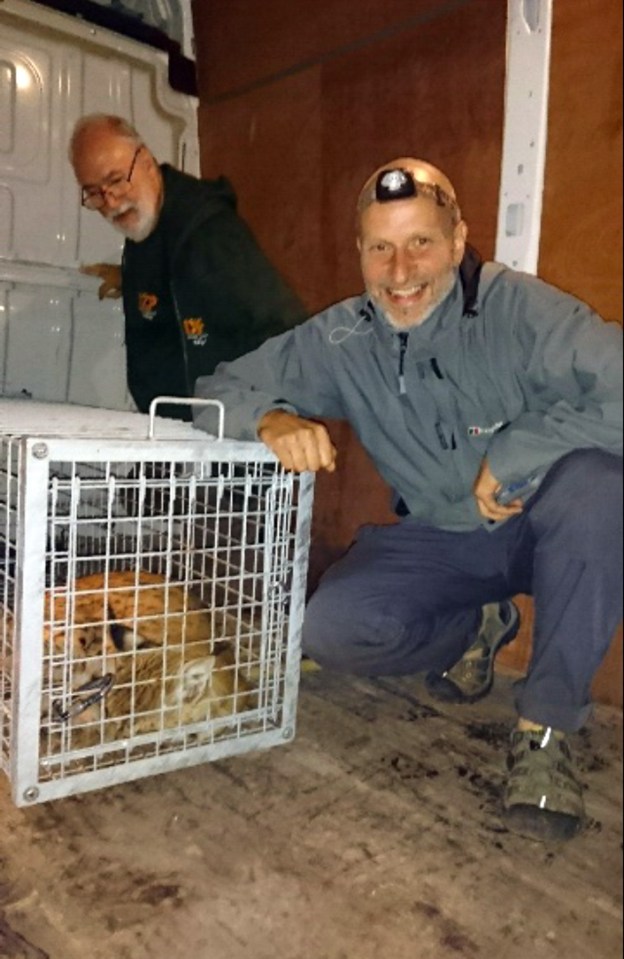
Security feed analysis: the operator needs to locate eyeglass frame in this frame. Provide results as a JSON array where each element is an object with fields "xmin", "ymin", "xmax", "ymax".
[{"xmin": 80, "ymin": 144, "xmax": 144, "ymax": 210}]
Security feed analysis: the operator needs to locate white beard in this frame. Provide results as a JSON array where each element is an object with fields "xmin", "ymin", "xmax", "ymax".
[{"xmin": 106, "ymin": 201, "xmax": 158, "ymax": 243}]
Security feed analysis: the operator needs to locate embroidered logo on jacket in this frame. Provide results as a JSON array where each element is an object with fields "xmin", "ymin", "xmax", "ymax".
[
  {"xmin": 467, "ymin": 421, "xmax": 505, "ymax": 437},
  {"xmin": 183, "ymin": 317, "xmax": 208, "ymax": 346},
  {"xmin": 138, "ymin": 292, "xmax": 158, "ymax": 320}
]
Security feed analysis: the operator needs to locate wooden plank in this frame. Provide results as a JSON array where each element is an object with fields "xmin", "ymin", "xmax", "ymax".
[
  {"xmin": 537, "ymin": 0, "xmax": 623, "ymax": 705},
  {"xmin": 0, "ymin": 669, "xmax": 620, "ymax": 958}
]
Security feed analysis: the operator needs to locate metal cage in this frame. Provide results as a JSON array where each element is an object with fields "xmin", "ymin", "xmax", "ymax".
[{"xmin": 0, "ymin": 399, "xmax": 314, "ymax": 806}]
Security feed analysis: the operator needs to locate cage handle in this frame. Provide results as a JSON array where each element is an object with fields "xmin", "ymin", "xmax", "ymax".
[{"xmin": 148, "ymin": 396, "xmax": 225, "ymax": 440}]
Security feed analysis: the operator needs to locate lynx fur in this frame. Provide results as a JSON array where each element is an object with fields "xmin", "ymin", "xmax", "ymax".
[
  {"xmin": 62, "ymin": 640, "xmax": 256, "ymax": 748},
  {"xmin": 45, "ymin": 569, "xmax": 214, "ymax": 669},
  {"xmin": 37, "ymin": 569, "xmax": 256, "ymax": 746}
]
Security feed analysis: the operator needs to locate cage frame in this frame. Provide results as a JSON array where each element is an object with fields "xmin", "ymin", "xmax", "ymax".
[{"xmin": 1, "ymin": 424, "xmax": 314, "ymax": 806}]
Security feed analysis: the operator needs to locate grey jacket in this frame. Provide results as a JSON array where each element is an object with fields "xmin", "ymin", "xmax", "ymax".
[{"xmin": 194, "ymin": 263, "xmax": 623, "ymax": 531}]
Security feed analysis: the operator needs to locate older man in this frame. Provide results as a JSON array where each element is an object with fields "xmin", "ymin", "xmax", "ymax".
[
  {"xmin": 194, "ymin": 157, "xmax": 623, "ymax": 842},
  {"xmin": 69, "ymin": 114, "xmax": 305, "ymax": 419}
]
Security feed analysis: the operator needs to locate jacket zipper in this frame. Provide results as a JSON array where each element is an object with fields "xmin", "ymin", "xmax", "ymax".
[
  {"xmin": 398, "ymin": 332, "xmax": 408, "ymax": 395},
  {"xmin": 169, "ymin": 267, "xmax": 192, "ymax": 397}
]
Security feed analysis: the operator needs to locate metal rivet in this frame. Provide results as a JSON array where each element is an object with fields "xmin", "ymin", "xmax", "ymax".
[
  {"xmin": 23, "ymin": 786, "xmax": 40, "ymax": 802},
  {"xmin": 32, "ymin": 443, "xmax": 48, "ymax": 459}
]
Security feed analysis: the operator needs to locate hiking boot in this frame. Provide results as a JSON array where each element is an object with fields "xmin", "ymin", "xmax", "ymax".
[
  {"xmin": 503, "ymin": 727, "xmax": 585, "ymax": 842},
  {"xmin": 424, "ymin": 600, "xmax": 520, "ymax": 704}
]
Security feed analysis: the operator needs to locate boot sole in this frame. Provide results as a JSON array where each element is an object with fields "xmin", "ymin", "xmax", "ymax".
[{"xmin": 503, "ymin": 803, "xmax": 584, "ymax": 842}]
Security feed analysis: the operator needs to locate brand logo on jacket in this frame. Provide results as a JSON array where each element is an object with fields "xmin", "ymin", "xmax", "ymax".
[
  {"xmin": 467, "ymin": 421, "xmax": 505, "ymax": 437},
  {"xmin": 183, "ymin": 317, "xmax": 208, "ymax": 346},
  {"xmin": 138, "ymin": 292, "xmax": 158, "ymax": 320}
]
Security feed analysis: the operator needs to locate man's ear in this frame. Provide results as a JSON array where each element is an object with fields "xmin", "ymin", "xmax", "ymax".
[{"xmin": 452, "ymin": 220, "xmax": 468, "ymax": 265}]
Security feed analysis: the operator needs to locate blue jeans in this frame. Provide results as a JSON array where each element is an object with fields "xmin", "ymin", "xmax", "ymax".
[{"xmin": 302, "ymin": 450, "xmax": 623, "ymax": 732}]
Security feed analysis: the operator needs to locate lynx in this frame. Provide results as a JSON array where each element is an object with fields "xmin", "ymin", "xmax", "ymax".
[
  {"xmin": 45, "ymin": 569, "xmax": 216, "ymax": 668},
  {"xmin": 36, "ymin": 569, "xmax": 256, "ymax": 747},
  {"xmin": 49, "ymin": 639, "xmax": 257, "ymax": 749}
]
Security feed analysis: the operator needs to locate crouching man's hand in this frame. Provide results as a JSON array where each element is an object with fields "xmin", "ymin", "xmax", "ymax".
[
  {"xmin": 257, "ymin": 410, "xmax": 337, "ymax": 473},
  {"xmin": 473, "ymin": 457, "xmax": 523, "ymax": 522}
]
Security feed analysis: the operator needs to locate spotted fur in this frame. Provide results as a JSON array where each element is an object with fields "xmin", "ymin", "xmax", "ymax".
[
  {"xmin": 45, "ymin": 569, "xmax": 214, "ymax": 665},
  {"xmin": 37, "ymin": 569, "xmax": 256, "ymax": 748},
  {"xmin": 60, "ymin": 640, "xmax": 257, "ymax": 748}
]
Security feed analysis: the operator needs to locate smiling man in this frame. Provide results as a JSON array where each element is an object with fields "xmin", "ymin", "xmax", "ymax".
[
  {"xmin": 194, "ymin": 157, "xmax": 623, "ymax": 843},
  {"xmin": 68, "ymin": 114, "xmax": 306, "ymax": 419},
  {"xmin": 357, "ymin": 159, "xmax": 465, "ymax": 329}
]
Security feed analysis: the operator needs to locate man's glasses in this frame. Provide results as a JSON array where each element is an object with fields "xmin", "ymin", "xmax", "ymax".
[{"xmin": 81, "ymin": 145, "xmax": 143, "ymax": 210}]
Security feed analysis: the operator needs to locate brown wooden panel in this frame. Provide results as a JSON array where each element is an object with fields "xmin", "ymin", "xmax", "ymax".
[
  {"xmin": 537, "ymin": 0, "xmax": 623, "ymax": 707},
  {"xmin": 193, "ymin": 0, "xmax": 463, "ymax": 101},
  {"xmin": 195, "ymin": 0, "xmax": 506, "ymax": 310},
  {"xmin": 196, "ymin": 70, "xmax": 325, "ymax": 310},
  {"xmin": 539, "ymin": 0, "xmax": 623, "ymax": 322}
]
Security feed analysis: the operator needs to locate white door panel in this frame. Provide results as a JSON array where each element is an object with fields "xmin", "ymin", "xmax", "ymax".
[
  {"xmin": 0, "ymin": 187, "xmax": 13, "ymax": 257},
  {"xmin": 1, "ymin": 283, "xmax": 72, "ymax": 401},
  {"xmin": 0, "ymin": 0, "xmax": 198, "ymax": 410},
  {"xmin": 67, "ymin": 293, "xmax": 131, "ymax": 409}
]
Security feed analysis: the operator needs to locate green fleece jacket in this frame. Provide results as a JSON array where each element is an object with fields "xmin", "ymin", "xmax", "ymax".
[
  {"xmin": 122, "ymin": 164, "xmax": 306, "ymax": 419},
  {"xmin": 194, "ymin": 259, "xmax": 623, "ymax": 531}
]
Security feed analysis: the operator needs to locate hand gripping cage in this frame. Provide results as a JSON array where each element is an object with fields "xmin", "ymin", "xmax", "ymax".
[{"xmin": 0, "ymin": 398, "xmax": 314, "ymax": 806}]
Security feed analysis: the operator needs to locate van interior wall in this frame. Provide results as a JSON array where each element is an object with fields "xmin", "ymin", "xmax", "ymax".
[
  {"xmin": 191, "ymin": 0, "xmax": 623, "ymax": 709},
  {"xmin": 519, "ymin": 0, "xmax": 623, "ymax": 708}
]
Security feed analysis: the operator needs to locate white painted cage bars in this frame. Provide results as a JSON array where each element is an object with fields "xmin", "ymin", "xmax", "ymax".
[{"xmin": 0, "ymin": 399, "xmax": 314, "ymax": 806}]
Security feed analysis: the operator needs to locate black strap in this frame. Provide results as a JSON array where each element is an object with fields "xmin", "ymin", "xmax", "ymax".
[
  {"xmin": 459, "ymin": 244, "xmax": 484, "ymax": 317},
  {"xmin": 29, "ymin": 0, "xmax": 197, "ymax": 95},
  {"xmin": 395, "ymin": 497, "xmax": 410, "ymax": 517}
]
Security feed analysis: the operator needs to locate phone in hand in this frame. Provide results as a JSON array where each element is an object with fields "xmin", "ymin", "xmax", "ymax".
[{"xmin": 497, "ymin": 473, "xmax": 543, "ymax": 505}]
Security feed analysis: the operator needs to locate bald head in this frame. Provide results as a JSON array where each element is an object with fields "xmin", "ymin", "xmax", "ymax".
[
  {"xmin": 356, "ymin": 157, "xmax": 468, "ymax": 329},
  {"xmin": 68, "ymin": 114, "xmax": 143, "ymax": 166},
  {"xmin": 69, "ymin": 113, "xmax": 163, "ymax": 243},
  {"xmin": 357, "ymin": 157, "xmax": 461, "ymax": 227}
]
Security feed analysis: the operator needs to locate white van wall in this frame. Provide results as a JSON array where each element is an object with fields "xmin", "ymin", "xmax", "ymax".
[{"xmin": 0, "ymin": 0, "xmax": 198, "ymax": 410}]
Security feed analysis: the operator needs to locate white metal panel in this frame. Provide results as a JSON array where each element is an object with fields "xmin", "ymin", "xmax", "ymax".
[
  {"xmin": 0, "ymin": 36, "xmax": 58, "ymax": 265},
  {"xmin": 0, "ymin": 397, "xmax": 203, "ymax": 439},
  {"xmin": 0, "ymin": 284, "xmax": 8, "ymax": 392},
  {"xmin": 67, "ymin": 293, "xmax": 130, "ymax": 410},
  {"xmin": 0, "ymin": 0, "xmax": 199, "ymax": 410},
  {"xmin": 0, "ymin": 265, "xmax": 134, "ymax": 408},
  {"xmin": 2, "ymin": 283, "xmax": 72, "ymax": 401},
  {"xmin": 0, "ymin": 2, "xmax": 199, "ymax": 270},
  {"xmin": 495, "ymin": 0, "xmax": 554, "ymax": 273},
  {"xmin": 0, "ymin": 186, "xmax": 12, "ymax": 258}
]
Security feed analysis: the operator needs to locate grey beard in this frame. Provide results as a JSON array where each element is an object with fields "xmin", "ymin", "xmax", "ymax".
[
  {"xmin": 107, "ymin": 207, "xmax": 158, "ymax": 244},
  {"xmin": 377, "ymin": 270, "xmax": 457, "ymax": 330}
]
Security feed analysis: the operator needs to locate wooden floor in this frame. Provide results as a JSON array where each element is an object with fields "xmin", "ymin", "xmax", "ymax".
[{"xmin": 0, "ymin": 668, "xmax": 621, "ymax": 959}]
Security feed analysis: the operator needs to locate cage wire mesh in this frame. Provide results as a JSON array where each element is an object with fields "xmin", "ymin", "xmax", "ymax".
[{"xmin": 0, "ymin": 400, "xmax": 314, "ymax": 805}]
